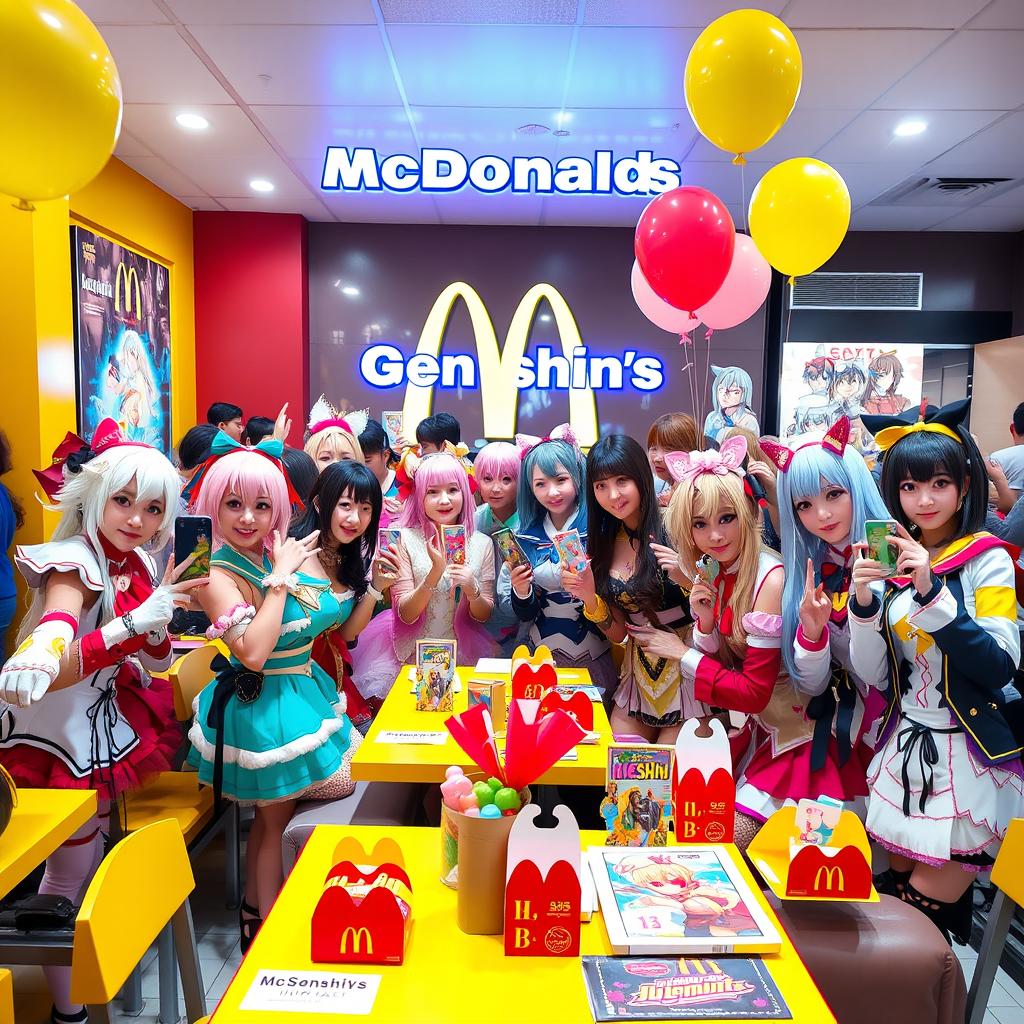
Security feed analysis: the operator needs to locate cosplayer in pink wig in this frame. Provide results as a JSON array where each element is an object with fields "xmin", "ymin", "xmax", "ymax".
[
  {"xmin": 191, "ymin": 450, "xmax": 291, "ymax": 551},
  {"xmin": 397, "ymin": 451, "xmax": 476, "ymax": 536}
]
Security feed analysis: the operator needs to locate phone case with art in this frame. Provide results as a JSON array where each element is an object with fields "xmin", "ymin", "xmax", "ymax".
[
  {"xmin": 865, "ymin": 520, "xmax": 898, "ymax": 571},
  {"xmin": 493, "ymin": 528, "xmax": 530, "ymax": 570},
  {"xmin": 378, "ymin": 528, "xmax": 402, "ymax": 577},
  {"xmin": 382, "ymin": 411, "xmax": 403, "ymax": 448}
]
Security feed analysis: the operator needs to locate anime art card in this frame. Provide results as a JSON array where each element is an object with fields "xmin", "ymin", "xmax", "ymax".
[
  {"xmin": 588, "ymin": 848, "xmax": 781, "ymax": 955},
  {"xmin": 442, "ymin": 525, "xmax": 467, "ymax": 565},
  {"xmin": 581, "ymin": 956, "xmax": 790, "ymax": 1020},
  {"xmin": 71, "ymin": 226, "xmax": 172, "ymax": 455},
  {"xmin": 415, "ymin": 639, "xmax": 456, "ymax": 711}
]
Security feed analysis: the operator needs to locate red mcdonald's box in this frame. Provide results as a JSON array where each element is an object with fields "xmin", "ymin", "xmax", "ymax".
[
  {"xmin": 504, "ymin": 805, "xmax": 581, "ymax": 957},
  {"xmin": 673, "ymin": 718, "xmax": 735, "ymax": 844},
  {"xmin": 311, "ymin": 837, "xmax": 413, "ymax": 966},
  {"xmin": 786, "ymin": 843, "xmax": 873, "ymax": 900},
  {"xmin": 538, "ymin": 688, "xmax": 594, "ymax": 733},
  {"xmin": 510, "ymin": 644, "xmax": 558, "ymax": 701}
]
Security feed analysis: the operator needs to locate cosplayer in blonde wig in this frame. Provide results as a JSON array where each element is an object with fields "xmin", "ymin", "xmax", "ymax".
[
  {"xmin": 666, "ymin": 469, "xmax": 763, "ymax": 658},
  {"xmin": 304, "ymin": 425, "xmax": 364, "ymax": 466},
  {"xmin": 18, "ymin": 445, "xmax": 179, "ymax": 641}
]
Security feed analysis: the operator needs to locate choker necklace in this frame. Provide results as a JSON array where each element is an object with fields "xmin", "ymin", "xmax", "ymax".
[{"xmin": 319, "ymin": 545, "xmax": 340, "ymax": 568}]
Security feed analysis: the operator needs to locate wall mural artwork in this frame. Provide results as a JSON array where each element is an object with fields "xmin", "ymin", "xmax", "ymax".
[{"xmin": 71, "ymin": 226, "xmax": 172, "ymax": 454}]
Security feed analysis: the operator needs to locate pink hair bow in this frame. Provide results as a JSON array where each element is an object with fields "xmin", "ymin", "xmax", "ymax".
[
  {"xmin": 664, "ymin": 435, "xmax": 748, "ymax": 485},
  {"xmin": 514, "ymin": 423, "xmax": 579, "ymax": 460}
]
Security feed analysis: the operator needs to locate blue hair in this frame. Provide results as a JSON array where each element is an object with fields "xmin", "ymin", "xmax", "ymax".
[
  {"xmin": 711, "ymin": 366, "xmax": 753, "ymax": 413},
  {"xmin": 777, "ymin": 443, "xmax": 888, "ymax": 682},
  {"xmin": 517, "ymin": 439, "xmax": 584, "ymax": 532}
]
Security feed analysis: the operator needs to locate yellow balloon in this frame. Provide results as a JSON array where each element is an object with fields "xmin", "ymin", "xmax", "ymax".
[
  {"xmin": 0, "ymin": 0, "xmax": 122, "ymax": 203},
  {"xmin": 748, "ymin": 159, "xmax": 851, "ymax": 279},
  {"xmin": 684, "ymin": 9, "xmax": 802, "ymax": 162}
]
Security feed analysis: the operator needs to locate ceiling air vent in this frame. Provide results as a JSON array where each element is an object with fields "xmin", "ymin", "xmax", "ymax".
[
  {"xmin": 790, "ymin": 273, "xmax": 922, "ymax": 311},
  {"xmin": 870, "ymin": 175, "xmax": 1015, "ymax": 206}
]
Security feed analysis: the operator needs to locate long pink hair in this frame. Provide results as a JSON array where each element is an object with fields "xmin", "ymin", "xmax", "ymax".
[
  {"xmin": 191, "ymin": 450, "xmax": 291, "ymax": 551},
  {"xmin": 397, "ymin": 452, "xmax": 475, "ymax": 537}
]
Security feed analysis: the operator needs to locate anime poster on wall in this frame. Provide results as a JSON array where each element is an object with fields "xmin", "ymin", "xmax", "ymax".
[
  {"xmin": 778, "ymin": 343, "xmax": 923, "ymax": 448},
  {"xmin": 71, "ymin": 226, "xmax": 172, "ymax": 454}
]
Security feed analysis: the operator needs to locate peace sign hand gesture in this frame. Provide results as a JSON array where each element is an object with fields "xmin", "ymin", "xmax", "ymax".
[{"xmin": 798, "ymin": 558, "xmax": 832, "ymax": 645}]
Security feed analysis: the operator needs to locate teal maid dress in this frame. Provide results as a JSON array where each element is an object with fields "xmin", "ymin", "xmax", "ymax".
[{"xmin": 188, "ymin": 545, "xmax": 357, "ymax": 804}]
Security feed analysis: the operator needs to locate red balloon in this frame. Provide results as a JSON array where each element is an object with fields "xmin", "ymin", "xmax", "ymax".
[{"xmin": 634, "ymin": 187, "xmax": 735, "ymax": 313}]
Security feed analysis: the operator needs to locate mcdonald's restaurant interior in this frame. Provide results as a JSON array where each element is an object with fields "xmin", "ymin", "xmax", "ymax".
[{"xmin": 8, "ymin": 1, "xmax": 1024, "ymax": 1023}]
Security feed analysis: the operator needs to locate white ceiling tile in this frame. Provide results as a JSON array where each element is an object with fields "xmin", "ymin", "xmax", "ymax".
[
  {"xmin": 967, "ymin": 0, "xmax": 1024, "ymax": 29},
  {"xmin": 77, "ymin": 0, "xmax": 168, "ymax": 24},
  {"xmin": 187, "ymin": 25, "xmax": 402, "ymax": 105},
  {"xmin": 675, "ymin": 162, "xmax": 747, "ymax": 205},
  {"xmin": 123, "ymin": 104, "xmax": 275, "ymax": 161},
  {"xmin": 215, "ymin": 196, "xmax": 334, "ymax": 221},
  {"xmin": 117, "ymin": 155, "xmax": 205, "ymax": 196},
  {"xmin": 387, "ymin": 25, "xmax": 574, "ymax": 107},
  {"xmin": 827, "ymin": 162, "xmax": 923, "ymax": 208},
  {"xmin": 785, "ymin": 0, "xmax": 987, "ymax": 29},
  {"xmin": 877, "ymin": 31, "xmax": 1024, "ymax": 109},
  {"xmin": 685, "ymin": 108, "xmax": 860, "ymax": 163},
  {"xmin": 165, "ymin": 0, "xmax": 376, "ymax": 24},
  {"xmin": 582, "ymin": 1, "xmax": 785, "ymax": 27},
  {"xmin": 114, "ymin": 130, "xmax": 154, "ymax": 159},
  {"xmin": 253, "ymin": 105, "xmax": 416, "ymax": 160},
  {"xmin": 921, "ymin": 112, "xmax": 1024, "ymax": 177},
  {"xmin": 316, "ymin": 188, "xmax": 442, "ymax": 224},
  {"xmin": 100, "ymin": 26, "xmax": 232, "ymax": 103},
  {"xmin": 550, "ymin": 109, "xmax": 695, "ymax": 155},
  {"xmin": 795, "ymin": 29, "xmax": 951, "ymax": 109},
  {"xmin": 818, "ymin": 109, "xmax": 1006, "ymax": 165},
  {"xmin": 380, "ymin": 0, "xmax": 577, "ymax": 24},
  {"xmin": 978, "ymin": 182, "xmax": 1024, "ymax": 209},
  {"xmin": 566, "ymin": 27, "xmax": 699, "ymax": 108},
  {"xmin": 176, "ymin": 153, "xmax": 315, "ymax": 201},
  {"xmin": 435, "ymin": 191, "xmax": 544, "ymax": 225},
  {"xmin": 540, "ymin": 193, "xmax": 650, "ymax": 227},
  {"xmin": 925, "ymin": 206, "xmax": 1024, "ymax": 231},
  {"xmin": 411, "ymin": 107, "xmax": 560, "ymax": 154},
  {"xmin": 178, "ymin": 196, "xmax": 227, "ymax": 211},
  {"xmin": 848, "ymin": 205, "xmax": 953, "ymax": 230}
]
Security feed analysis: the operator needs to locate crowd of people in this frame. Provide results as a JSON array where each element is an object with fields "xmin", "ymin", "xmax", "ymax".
[{"xmin": 1, "ymin": 394, "xmax": 1024, "ymax": 1024}]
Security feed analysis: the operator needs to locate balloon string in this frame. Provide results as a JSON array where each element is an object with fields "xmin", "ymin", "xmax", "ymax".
[{"xmin": 740, "ymin": 163, "xmax": 747, "ymax": 234}]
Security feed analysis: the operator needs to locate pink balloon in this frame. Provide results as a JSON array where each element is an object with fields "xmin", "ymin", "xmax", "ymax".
[
  {"xmin": 695, "ymin": 234, "xmax": 772, "ymax": 331},
  {"xmin": 630, "ymin": 260, "xmax": 701, "ymax": 335}
]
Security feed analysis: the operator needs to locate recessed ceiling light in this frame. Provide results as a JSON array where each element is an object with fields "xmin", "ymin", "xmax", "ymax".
[
  {"xmin": 341, "ymin": 285, "xmax": 360, "ymax": 297},
  {"xmin": 176, "ymin": 112, "xmax": 209, "ymax": 131},
  {"xmin": 249, "ymin": 179, "xmax": 275, "ymax": 193},
  {"xmin": 893, "ymin": 119, "xmax": 927, "ymax": 138}
]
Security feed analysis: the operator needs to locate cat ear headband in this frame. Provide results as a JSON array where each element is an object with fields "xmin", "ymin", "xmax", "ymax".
[
  {"xmin": 34, "ymin": 418, "xmax": 149, "ymax": 501},
  {"xmin": 307, "ymin": 394, "xmax": 369, "ymax": 439},
  {"xmin": 759, "ymin": 417, "xmax": 851, "ymax": 473},
  {"xmin": 862, "ymin": 398, "xmax": 968, "ymax": 453}
]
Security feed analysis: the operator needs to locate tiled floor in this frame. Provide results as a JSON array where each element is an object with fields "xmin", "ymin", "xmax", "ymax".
[{"xmin": 8, "ymin": 839, "xmax": 1024, "ymax": 1022}]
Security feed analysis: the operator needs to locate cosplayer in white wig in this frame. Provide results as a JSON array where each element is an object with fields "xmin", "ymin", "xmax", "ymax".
[{"xmin": 19, "ymin": 443, "xmax": 179, "ymax": 640}]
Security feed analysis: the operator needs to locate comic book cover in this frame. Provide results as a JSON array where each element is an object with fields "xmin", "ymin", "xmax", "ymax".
[
  {"xmin": 603, "ymin": 745, "xmax": 674, "ymax": 847},
  {"xmin": 442, "ymin": 525, "xmax": 467, "ymax": 565},
  {"xmin": 587, "ymin": 848, "xmax": 782, "ymax": 956},
  {"xmin": 581, "ymin": 956, "xmax": 791, "ymax": 1020},
  {"xmin": 493, "ymin": 527, "xmax": 530, "ymax": 570},
  {"xmin": 552, "ymin": 528, "xmax": 588, "ymax": 573},
  {"xmin": 415, "ymin": 639, "xmax": 456, "ymax": 711}
]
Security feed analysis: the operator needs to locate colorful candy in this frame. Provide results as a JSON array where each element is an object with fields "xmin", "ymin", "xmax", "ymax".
[
  {"xmin": 486, "ymin": 777, "xmax": 503, "ymax": 793},
  {"xmin": 441, "ymin": 773, "xmax": 474, "ymax": 810},
  {"xmin": 459, "ymin": 793, "xmax": 479, "ymax": 812},
  {"xmin": 494, "ymin": 787, "xmax": 521, "ymax": 812},
  {"xmin": 463, "ymin": 807, "xmax": 481, "ymax": 817},
  {"xmin": 445, "ymin": 765, "xmax": 465, "ymax": 780},
  {"xmin": 479, "ymin": 804, "xmax": 502, "ymax": 819},
  {"xmin": 472, "ymin": 781, "xmax": 496, "ymax": 807}
]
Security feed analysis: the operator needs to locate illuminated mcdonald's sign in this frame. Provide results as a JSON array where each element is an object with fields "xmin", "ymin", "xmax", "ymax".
[
  {"xmin": 339, "ymin": 925, "xmax": 374, "ymax": 956},
  {"xmin": 358, "ymin": 282, "xmax": 667, "ymax": 447},
  {"xmin": 115, "ymin": 263, "xmax": 141, "ymax": 316},
  {"xmin": 813, "ymin": 865, "xmax": 845, "ymax": 893}
]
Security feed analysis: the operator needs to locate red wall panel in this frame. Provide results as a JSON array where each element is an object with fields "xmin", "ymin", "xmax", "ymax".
[{"xmin": 194, "ymin": 212, "xmax": 308, "ymax": 446}]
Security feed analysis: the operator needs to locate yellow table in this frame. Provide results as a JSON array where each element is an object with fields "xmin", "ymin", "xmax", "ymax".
[
  {"xmin": 208, "ymin": 825, "xmax": 835, "ymax": 1023},
  {"xmin": 0, "ymin": 789, "xmax": 97, "ymax": 899},
  {"xmin": 351, "ymin": 666, "xmax": 612, "ymax": 786}
]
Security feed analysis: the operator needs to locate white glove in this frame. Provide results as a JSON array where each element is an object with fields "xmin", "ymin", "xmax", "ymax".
[
  {"xmin": 0, "ymin": 619, "xmax": 75, "ymax": 708},
  {"xmin": 101, "ymin": 586, "xmax": 180, "ymax": 648}
]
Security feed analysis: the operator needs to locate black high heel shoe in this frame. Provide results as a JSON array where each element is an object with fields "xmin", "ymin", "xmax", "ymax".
[
  {"xmin": 51, "ymin": 1007, "xmax": 88, "ymax": 1024},
  {"xmin": 239, "ymin": 899, "xmax": 263, "ymax": 954}
]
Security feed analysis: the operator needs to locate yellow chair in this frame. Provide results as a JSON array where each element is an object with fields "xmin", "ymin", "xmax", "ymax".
[
  {"xmin": 0, "ymin": 968, "xmax": 12, "ymax": 1024},
  {"xmin": 966, "ymin": 817, "xmax": 1024, "ymax": 1023},
  {"xmin": 0, "ymin": 819, "xmax": 207, "ymax": 1024}
]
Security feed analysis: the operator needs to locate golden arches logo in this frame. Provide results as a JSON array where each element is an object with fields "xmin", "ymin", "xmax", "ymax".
[
  {"xmin": 339, "ymin": 925, "xmax": 373, "ymax": 956},
  {"xmin": 400, "ymin": 282, "xmax": 599, "ymax": 447},
  {"xmin": 813, "ymin": 865, "xmax": 845, "ymax": 893},
  {"xmin": 115, "ymin": 264, "xmax": 141, "ymax": 316}
]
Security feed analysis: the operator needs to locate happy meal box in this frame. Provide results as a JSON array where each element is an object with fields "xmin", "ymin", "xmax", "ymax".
[
  {"xmin": 673, "ymin": 718, "xmax": 735, "ymax": 844},
  {"xmin": 511, "ymin": 644, "xmax": 558, "ymax": 701}
]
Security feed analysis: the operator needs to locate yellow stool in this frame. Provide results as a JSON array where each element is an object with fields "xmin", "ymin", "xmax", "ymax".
[
  {"xmin": 0, "ymin": 819, "xmax": 207, "ymax": 1024},
  {"xmin": 966, "ymin": 816, "xmax": 1024, "ymax": 1023}
]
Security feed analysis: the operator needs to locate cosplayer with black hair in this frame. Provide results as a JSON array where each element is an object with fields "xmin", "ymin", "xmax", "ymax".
[
  {"xmin": 849, "ymin": 399, "xmax": 1023, "ymax": 945},
  {"xmin": 358, "ymin": 418, "xmax": 400, "ymax": 511},
  {"xmin": 416, "ymin": 412, "xmax": 461, "ymax": 452},
  {"xmin": 564, "ymin": 435, "xmax": 691, "ymax": 742},
  {"xmin": 291, "ymin": 460, "xmax": 394, "ymax": 733},
  {"xmin": 207, "ymin": 401, "xmax": 244, "ymax": 440},
  {"xmin": 281, "ymin": 445, "xmax": 318, "ymax": 511}
]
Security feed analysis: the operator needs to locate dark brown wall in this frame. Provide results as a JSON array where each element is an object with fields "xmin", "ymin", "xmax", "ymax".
[{"xmin": 308, "ymin": 223, "xmax": 767, "ymax": 443}]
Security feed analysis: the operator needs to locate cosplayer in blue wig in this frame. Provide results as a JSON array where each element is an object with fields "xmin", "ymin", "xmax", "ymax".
[
  {"xmin": 516, "ymin": 438, "xmax": 585, "ymax": 532},
  {"xmin": 774, "ymin": 429, "xmax": 888, "ymax": 684}
]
